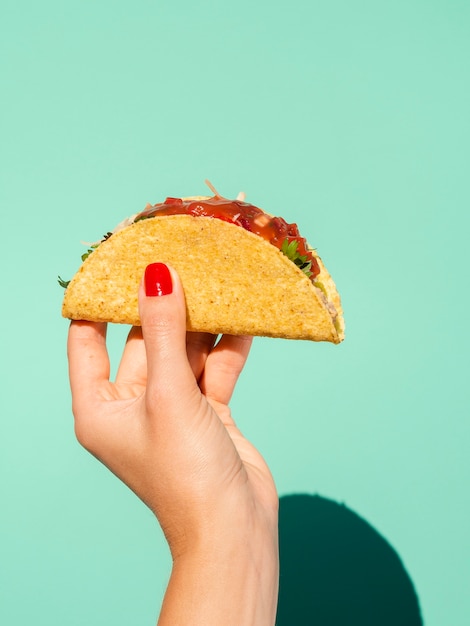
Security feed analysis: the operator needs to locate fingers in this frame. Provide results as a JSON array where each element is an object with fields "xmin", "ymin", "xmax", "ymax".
[
  {"xmin": 115, "ymin": 326, "xmax": 147, "ymax": 387},
  {"xmin": 115, "ymin": 330, "xmax": 216, "ymax": 388},
  {"xmin": 186, "ymin": 332, "xmax": 218, "ymax": 381},
  {"xmin": 67, "ymin": 321, "xmax": 110, "ymax": 407},
  {"xmin": 200, "ymin": 334, "xmax": 253, "ymax": 406},
  {"xmin": 138, "ymin": 264, "xmax": 197, "ymax": 407}
]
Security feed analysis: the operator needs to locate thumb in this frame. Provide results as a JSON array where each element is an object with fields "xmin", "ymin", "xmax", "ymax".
[{"xmin": 138, "ymin": 263, "xmax": 196, "ymax": 405}]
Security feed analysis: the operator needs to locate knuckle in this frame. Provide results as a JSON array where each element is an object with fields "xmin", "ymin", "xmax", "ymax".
[
  {"xmin": 74, "ymin": 419, "xmax": 94, "ymax": 452},
  {"xmin": 72, "ymin": 405, "xmax": 98, "ymax": 453}
]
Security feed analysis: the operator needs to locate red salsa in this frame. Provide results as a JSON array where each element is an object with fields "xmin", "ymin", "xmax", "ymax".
[{"xmin": 135, "ymin": 196, "xmax": 320, "ymax": 280}]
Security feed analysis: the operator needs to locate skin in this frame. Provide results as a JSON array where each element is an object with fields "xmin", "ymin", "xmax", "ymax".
[{"xmin": 67, "ymin": 265, "xmax": 279, "ymax": 625}]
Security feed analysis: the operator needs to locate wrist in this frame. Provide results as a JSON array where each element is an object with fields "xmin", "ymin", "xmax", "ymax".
[{"xmin": 159, "ymin": 510, "xmax": 279, "ymax": 625}]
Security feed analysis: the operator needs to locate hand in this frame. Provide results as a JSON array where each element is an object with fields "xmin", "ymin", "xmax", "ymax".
[{"xmin": 67, "ymin": 263, "xmax": 279, "ymax": 625}]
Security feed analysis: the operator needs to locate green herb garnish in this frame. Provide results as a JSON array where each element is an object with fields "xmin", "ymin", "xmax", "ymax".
[
  {"xmin": 81, "ymin": 246, "xmax": 96, "ymax": 262},
  {"xmin": 58, "ymin": 232, "xmax": 113, "ymax": 289},
  {"xmin": 80, "ymin": 231, "xmax": 113, "ymax": 261},
  {"xmin": 281, "ymin": 238, "xmax": 313, "ymax": 278},
  {"xmin": 58, "ymin": 276, "xmax": 70, "ymax": 288}
]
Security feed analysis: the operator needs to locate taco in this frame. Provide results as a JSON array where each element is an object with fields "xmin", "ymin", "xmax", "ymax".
[{"xmin": 61, "ymin": 190, "xmax": 344, "ymax": 342}]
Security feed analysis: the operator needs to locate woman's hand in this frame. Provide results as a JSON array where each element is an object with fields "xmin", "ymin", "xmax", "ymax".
[{"xmin": 67, "ymin": 263, "xmax": 279, "ymax": 625}]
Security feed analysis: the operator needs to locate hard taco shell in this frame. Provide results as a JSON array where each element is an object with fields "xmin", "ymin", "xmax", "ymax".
[{"xmin": 62, "ymin": 214, "xmax": 344, "ymax": 342}]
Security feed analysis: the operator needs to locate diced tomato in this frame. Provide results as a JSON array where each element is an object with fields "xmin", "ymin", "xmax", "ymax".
[
  {"xmin": 135, "ymin": 196, "xmax": 319, "ymax": 282},
  {"xmin": 164, "ymin": 197, "xmax": 183, "ymax": 206}
]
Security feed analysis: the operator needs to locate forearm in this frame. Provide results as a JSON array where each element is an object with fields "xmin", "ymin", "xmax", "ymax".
[{"xmin": 157, "ymin": 525, "xmax": 279, "ymax": 626}]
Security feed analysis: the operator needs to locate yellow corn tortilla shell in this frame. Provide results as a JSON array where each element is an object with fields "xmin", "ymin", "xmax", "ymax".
[{"xmin": 62, "ymin": 214, "xmax": 344, "ymax": 342}]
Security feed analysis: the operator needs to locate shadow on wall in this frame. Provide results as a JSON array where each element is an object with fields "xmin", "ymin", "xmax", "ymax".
[{"xmin": 276, "ymin": 494, "xmax": 422, "ymax": 626}]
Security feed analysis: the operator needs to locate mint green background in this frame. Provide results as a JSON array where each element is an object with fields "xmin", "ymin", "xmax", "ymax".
[{"xmin": 1, "ymin": 1, "xmax": 468, "ymax": 624}]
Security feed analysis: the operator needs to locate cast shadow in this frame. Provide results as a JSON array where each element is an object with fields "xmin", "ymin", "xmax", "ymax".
[{"xmin": 276, "ymin": 494, "xmax": 423, "ymax": 626}]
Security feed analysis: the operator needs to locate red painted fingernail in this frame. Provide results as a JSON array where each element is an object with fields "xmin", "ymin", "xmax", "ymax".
[{"xmin": 144, "ymin": 263, "xmax": 173, "ymax": 297}]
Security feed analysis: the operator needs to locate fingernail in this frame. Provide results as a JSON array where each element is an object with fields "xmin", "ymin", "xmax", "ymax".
[{"xmin": 144, "ymin": 263, "xmax": 173, "ymax": 297}]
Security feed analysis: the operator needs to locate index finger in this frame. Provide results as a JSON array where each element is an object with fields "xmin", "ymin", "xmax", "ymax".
[
  {"xmin": 67, "ymin": 321, "xmax": 110, "ymax": 401},
  {"xmin": 199, "ymin": 334, "xmax": 253, "ymax": 406}
]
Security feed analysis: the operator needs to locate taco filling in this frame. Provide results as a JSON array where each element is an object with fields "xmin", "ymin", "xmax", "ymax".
[{"xmin": 133, "ymin": 196, "xmax": 320, "ymax": 282}]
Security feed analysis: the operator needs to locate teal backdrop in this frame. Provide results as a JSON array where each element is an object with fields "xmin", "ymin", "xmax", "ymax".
[{"xmin": 1, "ymin": 1, "xmax": 468, "ymax": 624}]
